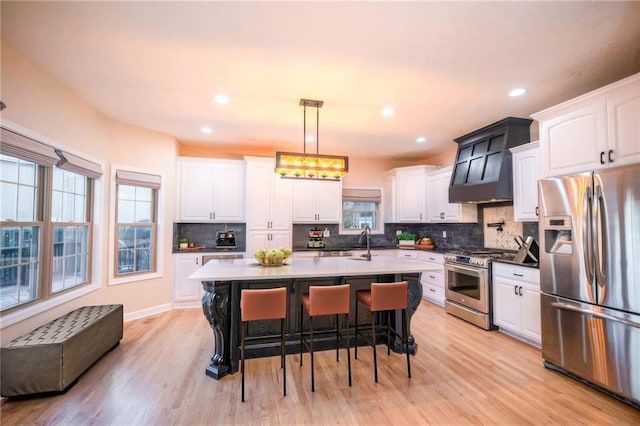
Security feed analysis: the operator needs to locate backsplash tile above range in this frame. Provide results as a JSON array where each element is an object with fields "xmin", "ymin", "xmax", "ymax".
[{"xmin": 483, "ymin": 205, "xmax": 522, "ymax": 250}]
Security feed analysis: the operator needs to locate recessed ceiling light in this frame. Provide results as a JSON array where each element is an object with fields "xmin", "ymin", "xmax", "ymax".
[
  {"xmin": 200, "ymin": 126, "xmax": 212, "ymax": 134},
  {"xmin": 381, "ymin": 107, "xmax": 395, "ymax": 117},
  {"xmin": 508, "ymin": 88, "xmax": 527, "ymax": 97},
  {"xmin": 213, "ymin": 94, "xmax": 229, "ymax": 105},
  {"xmin": 416, "ymin": 136, "xmax": 427, "ymax": 143}
]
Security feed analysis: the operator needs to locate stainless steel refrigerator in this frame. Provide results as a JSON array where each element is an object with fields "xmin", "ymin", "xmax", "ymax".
[{"xmin": 538, "ymin": 163, "xmax": 639, "ymax": 407}]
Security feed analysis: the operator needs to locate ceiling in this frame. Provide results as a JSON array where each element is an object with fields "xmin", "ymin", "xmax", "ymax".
[{"xmin": 2, "ymin": 1, "xmax": 639, "ymax": 161}]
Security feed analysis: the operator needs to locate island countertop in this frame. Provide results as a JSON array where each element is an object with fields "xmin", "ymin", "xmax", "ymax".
[{"xmin": 189, "ymin": 256, "xmax": 439, "ymax": 281}]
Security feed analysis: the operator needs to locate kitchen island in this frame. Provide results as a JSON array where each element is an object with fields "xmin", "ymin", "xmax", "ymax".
[{"xmin": 189, "ymin": 256, "xmax": 440, "ymax": 380}]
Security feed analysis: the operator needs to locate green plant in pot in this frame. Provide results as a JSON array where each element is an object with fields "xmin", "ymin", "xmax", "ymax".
[
  {"xmin": 397, "ymin": 232, "xmax": 417, "ymax": 247},
  {"xmin": 178, "ymin": 237, "xmax": 190, "ymax": 249}
]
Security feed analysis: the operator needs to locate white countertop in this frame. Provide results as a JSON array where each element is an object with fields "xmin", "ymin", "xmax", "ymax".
[{"xmin": 189, "ymin": 256, "xmax": 440, "ymax": 281}]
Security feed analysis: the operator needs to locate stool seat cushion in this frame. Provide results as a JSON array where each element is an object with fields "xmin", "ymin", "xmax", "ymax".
[
  {"xmin": 241, "ymin": 287, "xmax": 287, "ymax": 321},
  {"xmin": 357, "ymin": 281, "xmax": 408, "ymax": 311},
  {"xmin": 301, "ymin": 284, "xmax": 350, "ymax": 316}
]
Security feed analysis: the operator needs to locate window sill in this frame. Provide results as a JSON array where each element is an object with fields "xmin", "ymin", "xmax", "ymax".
[
  {"xmin": 109, "ymin": 271, "xmax": 163, "ymax": 286},
  {"xmin": 0, "ymin": 283, "xmax": 101, "ymax": 329}
]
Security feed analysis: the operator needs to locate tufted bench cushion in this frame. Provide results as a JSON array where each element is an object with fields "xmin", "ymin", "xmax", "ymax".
[{"xmin": 1, "ymin": 304, "xmax": 123, "ymax": 397}]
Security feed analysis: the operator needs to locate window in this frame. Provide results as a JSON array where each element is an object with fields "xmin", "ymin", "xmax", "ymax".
[
  {"xmin": 114, "ymin": 170, "xmax": 161, "ymax": 278},
  {"xmin": 341, "ymin": 188, "xmax": 382, "ymax": 232},
  {"xmin": 0, "ymin": 126, "xmax": 101, "ymax": 313}
]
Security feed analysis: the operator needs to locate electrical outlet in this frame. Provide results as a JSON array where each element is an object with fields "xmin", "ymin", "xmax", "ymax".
[
  {"xmin": 396, "ymin": 230, "xmax": 402, "ymax": 236},
  {"xmin": 443, "ymin": 231, "xmax": 447, "ymax": 238}
]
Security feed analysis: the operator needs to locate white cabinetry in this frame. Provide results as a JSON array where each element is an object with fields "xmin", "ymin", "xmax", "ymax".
[
  {"xmin": 173, "ymin": 253, "xmax": 203, "ymax": 305},
  {"xmin": 292, "ymin": 179, "xmax": 342, "ymax": 223},
  {"xmin": 383, "ymin": 172, "xmax": 397, "ymax": 223},
  {"xmin": 417, "ymin": 251, "xmax": 445, "ymax": 306},
  {"xmin": 492, "ymin": 263, "xmax": 541, "ymax": 346},
  {"xmin": 511, "ymin": 142, "xmax": 540, "ymax": 222},
  {"xmin": 426, "ymin": 166, "xmax": 477, "ymax": 223},
  {"xmin": 533, "ymin": 73, "xmax": 640, "ymax": 178},
  {"xmin": 177, "ymin": 158, "xmax": 245, "ymax": 222},
  {"xmin": 245, "ymin": 157, "xmax": 292, "ymax": 255},
  {"xmin": 384, "ymin": 165, "xmax": 436, "ymax": 223}
]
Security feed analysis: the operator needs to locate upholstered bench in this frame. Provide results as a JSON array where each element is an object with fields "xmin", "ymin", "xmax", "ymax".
[{"xmin": 1, "ymin": 304, "xmax": 123, "ymax": 397}]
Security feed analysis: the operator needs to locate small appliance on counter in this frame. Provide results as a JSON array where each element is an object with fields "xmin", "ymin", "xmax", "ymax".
[
  {"xmin": 307, "ymin": 227, "xmax": 325, "ymax": 248},
  {"xmin": 215, "ymin": 230, "xmax": 237, "ymax": 249}
]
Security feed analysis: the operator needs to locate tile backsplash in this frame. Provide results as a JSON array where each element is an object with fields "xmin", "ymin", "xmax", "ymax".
[{"xmin": 483, "ymin": 205, "xmax": 522, "ymax": 250}]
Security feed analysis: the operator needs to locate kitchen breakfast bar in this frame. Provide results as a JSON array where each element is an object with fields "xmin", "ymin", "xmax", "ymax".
[{"xmin": 189, "ymin": 256, "xmax": 440, "ymax": 380}]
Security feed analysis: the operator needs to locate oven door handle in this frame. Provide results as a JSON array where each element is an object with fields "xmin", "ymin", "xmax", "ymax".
[{"xmin": 445, "ymin": 263, "xmax": 483, "ymax": 275}]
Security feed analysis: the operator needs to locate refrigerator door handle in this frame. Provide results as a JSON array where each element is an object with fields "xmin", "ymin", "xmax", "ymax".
[
  {"xmin": 593, "ymin": 176, "xmax": 607, "ymax": 304},
  {"xmin": 551, "ymin": 302, "xmax": 640, "ymax": 329},
  {"xmin": 583, "ymin": 185, "xmax": 595, "ymax": 295}
]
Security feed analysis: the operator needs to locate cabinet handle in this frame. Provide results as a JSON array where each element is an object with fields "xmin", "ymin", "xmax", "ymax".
[
  {"xmin": 429, "ymin": 288, "xmax": 436, "ymax": 292},
  {"xmin": 513, "ymin": 273, "xmax": 524, "ymax": 277},
  {"xmin": 600, "ymin": 151, "xmax": 606, "ymax": 165},
  {"xmin": 518, "ymin": 286, "xmax": 523, "ymax": 296},
  {"xmin": 196, "ymin": 257, "xmax": 199, "ymax": 265},
  {"xmin": 608, "ymin": 149, "xmax": 614, "ymax": 163},
  {"xmin": 514, "ymin": 285, "xmax": 518, "ymax": 295},
  {"xmin": 535, "ymin": 206, "xmax": 539, "ymax": 216},
  {"xmin": 429, "ymin": 275, "xmax": 436, "ymax": 279},
  {"xmin": 420, "ymin": 213, "xmax": 423, "ymax": 220}
]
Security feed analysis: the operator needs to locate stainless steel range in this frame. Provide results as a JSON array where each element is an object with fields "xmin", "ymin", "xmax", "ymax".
[{"xmin": 444, "ymin": 250, "xmax": 514, "ymax": 330}]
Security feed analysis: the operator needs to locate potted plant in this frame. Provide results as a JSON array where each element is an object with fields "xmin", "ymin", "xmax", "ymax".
[
  {"xmin": 397, "ymin": 232, "xmax": 417, "ymax": 247},
  {"xmin": 178, "ymin": 238, "xmax": 190, "ymax": 249}
]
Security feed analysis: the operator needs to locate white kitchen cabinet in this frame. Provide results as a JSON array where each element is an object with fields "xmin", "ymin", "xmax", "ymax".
[
  {"xmin": 177, "ymin": 158, "xmax": 245, "ymax": 222},
  {"xmin": 492, "ymin": 262, "xmax": 541, "ymax": 346},
  {"xmin": 173, "ymin": 253, "xmax": 203, "ymax": 304},
  {"xmin": 383, "ymin": 172, "xmax": 397, "ymax": 223},
  {"xmin": 417, "ymin": 251, "xmax": 445, "ymax": 306},
  {"xmin": 292, "ymin": 179, "xmax": 342, "ymax": 223},
  {"xmin": 245, "ymin": 157, "xmax": 292, "ymax": 255},
  {"xmin": 246, "ymin": 231, "xmax": 291, "ymax": 256},
  {"xmin": 511, "ymin": 142, "xmax": 540, "ymax": 222},
  {"xmin": 426, "ymin": 166, "xmax": 477, "ymax": 223},
  {"xmin": 533, "ymin": 73, "xmax": 640, "ymax": 178},
  {"xmin": 384, "ymin": 165, "xmax": 436, "ymax": 223}
]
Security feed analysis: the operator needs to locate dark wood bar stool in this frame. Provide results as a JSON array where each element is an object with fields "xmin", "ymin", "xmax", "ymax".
[
  {"xmin": 299, "ymin": 284, "xmax": 352, "ymax": 392},
  {"xmin": 354, "ymin": 281, "xmax": 411, "ymax": 383},
  {"xmin": 240, "ymin": 287, "xmax": 287, "ymax": 402}
]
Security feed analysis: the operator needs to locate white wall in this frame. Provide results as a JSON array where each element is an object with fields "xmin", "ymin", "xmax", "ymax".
[{"xmin": 1, "ymin": 43, "xmax": 178, "ymax": 342}]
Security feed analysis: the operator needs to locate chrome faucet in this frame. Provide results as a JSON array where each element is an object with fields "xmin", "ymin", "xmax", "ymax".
[{"xmin": 359, "ymin": 226, "xmax": 372, "ymax": 261}]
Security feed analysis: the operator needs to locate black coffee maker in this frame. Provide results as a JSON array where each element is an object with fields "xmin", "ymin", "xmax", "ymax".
[{"xmin": 216, "ymin": 230, "xmax": 237, "ymax": 248}]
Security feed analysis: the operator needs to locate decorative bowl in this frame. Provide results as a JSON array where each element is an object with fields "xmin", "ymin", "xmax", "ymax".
[{"xmin": 255, "ymin": 256, "xmax": 287, "ymax": 266}]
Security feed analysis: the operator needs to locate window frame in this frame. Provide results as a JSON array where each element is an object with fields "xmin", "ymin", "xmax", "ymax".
[
  {"xmin": 339, "ymin": 187, "xmax": 384, "ymax": 235},
  {"xmin": 108, "ymin": 165, "xmax": 164, "ymax": 286},
  {"xmin": 0, "ymin": 122, "xmax": 102, "ymax": 322}
]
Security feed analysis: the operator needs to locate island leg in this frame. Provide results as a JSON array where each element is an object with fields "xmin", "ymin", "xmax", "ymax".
[
  {"xmin": 392, "ymin": 275, "xmax": 423, "ymax": 355},
  {"xmin": 202, "ymin": 281, "xmax": 231, "ymax": 380}
]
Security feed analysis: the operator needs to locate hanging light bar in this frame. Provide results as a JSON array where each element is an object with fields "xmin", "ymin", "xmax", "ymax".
[{"xmin": 274, "ymin": 99, "xmax": 349, "ymax": 180}]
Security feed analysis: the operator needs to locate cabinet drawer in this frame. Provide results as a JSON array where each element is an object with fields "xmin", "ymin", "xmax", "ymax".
[
  {"xmin": 397, "ymin": 250, "xmax": 418, "ymax": 260},
  {"xmin": 422, "ymin": 283, "xmax": 445, "ymax": 304},
  {"xmin": 492, "ymin": 262, "xmax": 539, "ymax": 284},
  {"xmin": 422, "ymin": 271, "xmax": 444, "ymax": 288},
  {"xmin": 417, "ymin": 251, "xmax": 444, "ymax": 264}
]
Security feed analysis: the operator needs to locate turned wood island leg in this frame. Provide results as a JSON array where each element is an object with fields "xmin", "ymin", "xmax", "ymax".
[{"xmin": 202, "ymin": 280, "xmax": 233, "ymax": 380}]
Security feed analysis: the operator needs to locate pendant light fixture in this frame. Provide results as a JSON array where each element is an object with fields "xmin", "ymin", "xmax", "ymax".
[{"xmin": 274, "ymin": 99, "xmax": 349, "ymax": 180}]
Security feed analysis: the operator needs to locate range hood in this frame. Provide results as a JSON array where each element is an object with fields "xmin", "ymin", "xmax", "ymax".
[{"xmin": 449, "ymin": 117, "xmax": 532, "ymax": 203}]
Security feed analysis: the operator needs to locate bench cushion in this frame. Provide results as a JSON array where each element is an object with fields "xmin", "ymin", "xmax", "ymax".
[{"xmin": 1, "ymin": 304, "xmax": 123, "ymax": 397}]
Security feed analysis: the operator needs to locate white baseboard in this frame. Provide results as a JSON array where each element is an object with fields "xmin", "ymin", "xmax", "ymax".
[{"xmin": 123, "ymin": 303, "xmax": 172, "ymax": 322}]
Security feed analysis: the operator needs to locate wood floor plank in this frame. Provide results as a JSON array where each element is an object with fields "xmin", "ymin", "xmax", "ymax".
[{"xmin": 1, "ymin": 301, "xmax": 639, "ymax": 425}]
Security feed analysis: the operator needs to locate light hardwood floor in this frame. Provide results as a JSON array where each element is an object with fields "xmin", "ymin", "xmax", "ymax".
[{"xmin": 1, "ymin": 301, "xmax": 639, "ymax": 425}]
